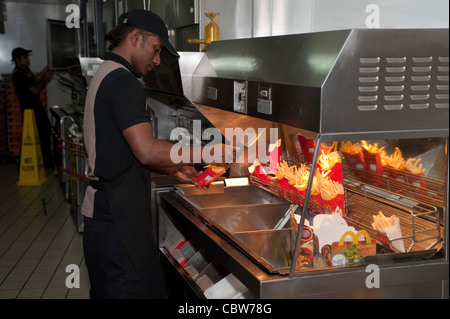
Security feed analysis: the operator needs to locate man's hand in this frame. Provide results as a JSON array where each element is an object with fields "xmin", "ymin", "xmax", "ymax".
[{"xmin": 173, "ymin": 166, "xmax": 209, "ymax": 190}]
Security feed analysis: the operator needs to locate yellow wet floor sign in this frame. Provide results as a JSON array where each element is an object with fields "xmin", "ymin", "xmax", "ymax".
[{"xmin": 17, "ymin": 109, "xmax": 48, "ymax": 186}]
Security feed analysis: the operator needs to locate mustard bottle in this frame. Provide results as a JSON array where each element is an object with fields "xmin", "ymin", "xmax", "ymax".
[
  {"xmin": 203, "ymin": 12, "xmax": 220, "ymax": 51},
  {"xmin": 187, "ymin": 12, "xmax": 220, "ymax": 51}
]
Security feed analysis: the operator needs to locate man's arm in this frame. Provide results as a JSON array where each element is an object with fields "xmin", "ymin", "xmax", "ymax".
[
  {"xmin": 29, "ymin": 67, "xmax": 53, "ymax": 95},
  {"xmin": 123, "ymin": 122, "xmax": 193, "ymax": 168},
  {"xmin": 123, "ymin": 122, "xmax": 236, "ymax": 168}
]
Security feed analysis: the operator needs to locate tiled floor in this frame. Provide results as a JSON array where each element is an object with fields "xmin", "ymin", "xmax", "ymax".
[{"xmin": 0, "ymin": 162, "xmax": 90, "ymax": 299}]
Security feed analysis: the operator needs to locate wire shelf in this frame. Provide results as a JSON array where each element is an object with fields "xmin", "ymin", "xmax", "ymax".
[{"xmin": 249, "ymin": 159, "xmax": 442, "ymax": 253}]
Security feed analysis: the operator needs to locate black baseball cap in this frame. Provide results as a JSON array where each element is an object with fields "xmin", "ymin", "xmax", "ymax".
[
  {"xmin": 11, "ymin": 47, "xmax": 32, "ymax": 61},
  {"xmin": 119, "ymin": 9, "xmax": 179, "ymax": 60}
]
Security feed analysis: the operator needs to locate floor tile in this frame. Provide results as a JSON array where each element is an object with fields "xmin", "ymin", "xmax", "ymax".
[{"xmin": 0, "ymin": 163, "xmax": 90, "ymax": 299}]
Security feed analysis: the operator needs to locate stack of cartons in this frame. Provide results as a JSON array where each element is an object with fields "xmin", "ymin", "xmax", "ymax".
[
  {"xmin": 2, "ymin": 74, "xmax": 22, "ymax": 158},
  {"xmin": 0, "ymin": 74, "xmax": 48, "ymax": 160},
  {"xmin": 0, "ymin": 76, "xmax": 9, "ymax": 159}
]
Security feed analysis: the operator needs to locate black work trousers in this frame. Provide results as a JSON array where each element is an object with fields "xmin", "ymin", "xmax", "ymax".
[{"xmin": 83, "ymin": 216, "xmax": 129, "ymax": 299}]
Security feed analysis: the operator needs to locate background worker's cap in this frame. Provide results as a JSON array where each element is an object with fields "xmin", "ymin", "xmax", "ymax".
[
  {"xmin": 119, "ymin": 9, "xmax": 180, "ymax": 60},
  {"xmin": 11, "ymin": 47, "xmax": 32, "ymax": 61}
]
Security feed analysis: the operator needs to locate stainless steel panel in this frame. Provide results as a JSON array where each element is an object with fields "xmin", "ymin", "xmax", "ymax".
[
  {"xmin": 195, "ymin": 29, "xmax": 350, "ymax": 87},
  {"xmin": 322, "ymin": 29, "xmax": 449, "ymax": 136},
  {"xmin": 165, "ymin": 0, "xmax": 196, "ymax": 29},
  {"xmin": 179, "ymin": 52, "xmax": 205, "ymax": 100},
  {"xmin": 234, "ymin": 229, "xmax": 293, "ymax": 270},
  {"xmin": 271, "ymin": 0, "xmax": 313, "ymax": 36},
  {"xmin": 191, "ymin": 29, "xmax": 449, "ymax": 140},
  {"xmin": 158, "ymin": 191, "xmax": 449, "ymax": 298},
  {"xmin": 313, "ymin": 0, "xmax": 449, "ymax": 31},
  {"xmin": 177, "ymin": 185, "xmax": 287, "ymax": 209},
  {"xmin": 174, "ymin": 187, "xmax": 296, "ymax": 274},
  {"xmin": 201, "ymin": 203, "xmax": 292, "ymax": 233}
]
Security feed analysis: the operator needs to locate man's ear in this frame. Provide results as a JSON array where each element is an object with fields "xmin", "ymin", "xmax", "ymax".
[{"xmin": 129, "ymin": 29, "xmax": 142, "ymax": 47}]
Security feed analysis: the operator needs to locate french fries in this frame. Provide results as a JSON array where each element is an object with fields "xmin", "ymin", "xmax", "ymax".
[
  {"xmin": 381, "ymin": 147, "xmax": 405, "ymax": 170},
  {"xmin": 320, "ymin": 178, "xmax": 345, "ymax": 201},
  {"xmin": 372, "ymin": 211, "xmax": 397, "ymax": 230},
  {"xmin": 318, "ymin": 150, "xmax": 341, "ymax": 171},
  {"xmin": 404, "ymin": 157, "xmax": 426, "ymax": 175},
  {"xmin": 294, "ymin": 168, "xmax": 310, "ymax": 191},
  {"xmin": 372, "ymin": 211, "xmax": 405, "ymax": 252},
  {"xmin": 361, "ymin": 140, "xmax": 385, "ymax": 154},
  {"xmin": 273, "ymin": 161, "xmax": 296, "ymax": 183},
  {"xmin": 205, "ymin": 165, "xmax": 226, "ymax": 174},
  {"xmin": 340, "ymin": 141, "xmax": 362, "ymax": 156}
]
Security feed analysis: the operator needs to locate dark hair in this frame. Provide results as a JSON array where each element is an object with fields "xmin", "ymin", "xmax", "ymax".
[
  {"xmin": 105, "ymin": 24, "xmax": 155, "ymax": 51},
  {"xmin": 105, "ymin": 24, "xmax": 137, "ymax": 51}
]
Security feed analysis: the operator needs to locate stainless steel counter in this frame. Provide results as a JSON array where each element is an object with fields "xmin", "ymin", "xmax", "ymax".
[{"xmin": 157, "ymin": 184, "xmax": 448, "ymax": 298}]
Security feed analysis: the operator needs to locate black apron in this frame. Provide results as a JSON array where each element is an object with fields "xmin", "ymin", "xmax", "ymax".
[{"xmin": 90, "ymin": 161, "xmax": 167, "ymax": 298}]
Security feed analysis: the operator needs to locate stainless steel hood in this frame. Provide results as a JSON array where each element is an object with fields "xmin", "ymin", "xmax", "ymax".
[{"xmin": 190, "ymin": 29, "xmax": 449, "ymax": 141}]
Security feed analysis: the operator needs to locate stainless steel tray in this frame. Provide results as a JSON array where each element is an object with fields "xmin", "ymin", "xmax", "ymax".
[{"xmin": 174, "ymin": 184, "xmax": 296, "ymax": 274}]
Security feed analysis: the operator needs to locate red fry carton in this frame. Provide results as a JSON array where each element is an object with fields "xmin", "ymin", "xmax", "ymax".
[
  {"xmin": 276, "ymin": 177, "xmax": 299, "ymax": 203},
  {"xmin": 343, "ymin": 152, "xmax": 365, "ymax": 170},
  {"xmin": 321, "ymin": 162, "xmax": 343, "ymax": 185},
  {"xmin": 407, "ymin": 172, "xmax": 427, "ymax": 190},
  {"xmin": 298, "ymin": 135, "xmax": 315, "ymax": 163},
  {"xmin": 309, "ymin": 190, "xmax": 324, "ymax": 213},
  {"xmin": 361, "ymin": 149, "xmax": 385, "ymax": 186},
  {"xmin": 249, "ymin": 159, "xmax": 272, "ymax": 186},
  {"xmin": 322, "ymin": 193, "xmax": 345, "ymax": 216},
  {"xmin": 269, "ymin": 139, "xmax": 282, "ymax": 174},
  {"xmin": 195, "ymin": 165, "xmax": 227, "ymax": 187}
]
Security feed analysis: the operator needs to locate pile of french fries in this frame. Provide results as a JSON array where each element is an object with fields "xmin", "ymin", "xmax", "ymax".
[
  {"xmin": 361, "ymin": 140, "xmax": 385, "ymax": 154},
  {"xmin": 273, "ymin": 161, "xmax": 308, "ymax": 186},
  {"xmin": 372, "ymin": 211, "xmax": 397, "ymax": 230},
  {"xmin": 340, "ymin": 141, "xmax": 362, "ymax": 156},
  {"xmin": 318, "ymin": 150, "xmax": 341, "ymax": 171},
  {"xmin": 371, "ymin": 211, "xmax": 405, "ymax": 252},
  {"xmin": 321, "ymin": 178, "xmax": 345, "ymax": 201},
  {"xmin": 273, "ymin": 158, "xmax": 345, "ymax": 209},
  {"xmin": 404, "ymin": 157, "xmax": 426, "ymax": 175},
  {"xmin": 380, "ymin": 147, "xmax": 405, "ymax": 170},
  {"xmin": 381, "ymin": 147, "xmax": 426, "ymax": 175},
  {"xmin": 341, "ymin": 141, "xmax": 426, "ymax": 178}
]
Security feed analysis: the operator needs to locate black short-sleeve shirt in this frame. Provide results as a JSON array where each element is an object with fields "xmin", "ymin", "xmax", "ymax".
[
  {"xmin": 12, "ymin": 66, "xmax": 43, "ymax": 112},
  {"xmin": 82, "ymin": 52, "xmax": 150, "ymax": 218}
]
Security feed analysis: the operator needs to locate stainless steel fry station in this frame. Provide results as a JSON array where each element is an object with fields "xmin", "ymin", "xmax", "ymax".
[
  {"xmin": 0, "ymin": 0, "xmax": 448, "ymax": 300},
  {"xmin": 153, "ymin": 28, "xmax": 449, "ymax": 298}
]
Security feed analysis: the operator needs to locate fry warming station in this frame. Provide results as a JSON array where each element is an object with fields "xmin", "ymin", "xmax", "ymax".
[{"xmin": 152, "ymin": 29, "xmax": 449, "ymax": 298}]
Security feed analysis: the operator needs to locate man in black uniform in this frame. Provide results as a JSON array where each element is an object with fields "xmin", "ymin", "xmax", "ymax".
[
  {"xmin": 12, "ymin": 48, "xmax": 53, "ymax": 168},
  {"xmin": 82, "ymin": 10, "xmax": 235, "ymax": 299}
]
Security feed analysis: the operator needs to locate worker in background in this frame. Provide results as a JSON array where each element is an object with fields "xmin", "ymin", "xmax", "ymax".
[
  {"xmin": 82, "ymin": 9, "xmax": 236, "ymax": 299},
  {"xmin": 11, "ymin": 47, "xmax": 53, "ymax": 169}
]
